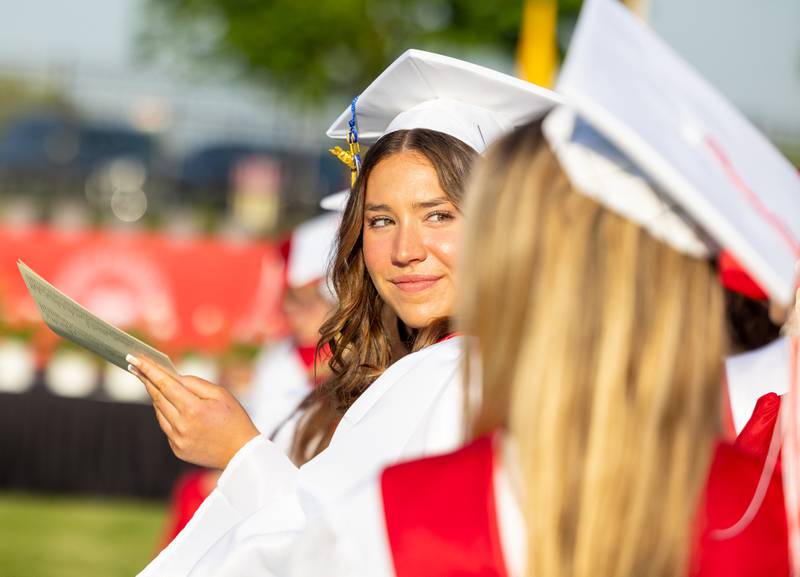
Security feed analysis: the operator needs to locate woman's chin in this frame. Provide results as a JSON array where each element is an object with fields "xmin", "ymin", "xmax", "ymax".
[
  {"xmin": 379, "ymin": 283, "xmax": 454, "ymax": 330},
  {"xmin": 396, "ymin": 308, "xmax": 451, "ymax": 330}
]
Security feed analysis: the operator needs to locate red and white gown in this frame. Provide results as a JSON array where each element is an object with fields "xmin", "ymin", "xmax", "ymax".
[
  {"xmin": 726, "ymin": 337, "xmax": 789, "ymax": 434},
  {"xmin": 290, "ymin": 392, "xmax": 788, "ymax": 577},
  {"xmin": 243, "ymin": 338, "xmax": 321, "ymax": 453},
  {"xmin": 138, "ymin": 335, "xmax": 466, "ymax": 577},
  {"xmin": 160, "ymin": 469, "xmax": 216, "ymax": 548}
]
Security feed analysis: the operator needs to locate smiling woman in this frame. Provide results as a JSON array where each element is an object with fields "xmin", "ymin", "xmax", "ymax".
[
  {"xmin": 133, "ymin": 49, "xmax": 561, "ymax": 577},
  {"xmin": 291, "ymin": 128, "xmax": 474, "ymax": 462}
]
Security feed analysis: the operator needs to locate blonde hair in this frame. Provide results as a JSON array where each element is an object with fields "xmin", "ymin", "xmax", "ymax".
[{"xmin": 459, "ymin": 120, "xmax": 726, "ymax": 577}]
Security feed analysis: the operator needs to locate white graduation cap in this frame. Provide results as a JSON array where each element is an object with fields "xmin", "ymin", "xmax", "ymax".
[
  {"xmin": 327, "ymin": 49, "xmax": 562, "ymax": 154},
  {"xmin": 287, "ymin": 212, "xmax": 341, "ymax": 291},
  {"xmin": 320, "ymin": 189, "xmax": 349, "ymax": 212},
  {"xmin": 549, "ymin": 0, "xmax": 800, "ymax": 306}
]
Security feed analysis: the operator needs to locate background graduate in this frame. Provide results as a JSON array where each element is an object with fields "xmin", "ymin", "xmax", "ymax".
[{"xmin": 244, "ymin": 211, "xmax": 340, "ymax": 455}]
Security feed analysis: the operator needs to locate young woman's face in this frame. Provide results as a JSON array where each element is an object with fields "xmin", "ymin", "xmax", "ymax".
[{"xmin": 362, "ymin": 150, "xmax": 462, "ymax": 329}]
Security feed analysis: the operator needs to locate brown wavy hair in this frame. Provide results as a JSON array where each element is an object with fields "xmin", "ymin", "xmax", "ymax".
[{"xmin": 290, "ymin": 128, "xmax": 477, "ymax": 463}]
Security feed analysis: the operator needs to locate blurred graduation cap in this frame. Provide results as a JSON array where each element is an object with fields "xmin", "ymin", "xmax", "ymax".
[
  {"xmin": 287, "ymin": 212, "xmax": 340, "ymax": 294},
  {"xmin": 320, "ymin": 189, "xmax": 349, "ymax": 212},
  {"xmin": 327, "ymin": 49, "xmax": 562, "ymax": 154},
  {"xmin": 546, "ymin": 0, "xmax": 800, "ymax": 306}
]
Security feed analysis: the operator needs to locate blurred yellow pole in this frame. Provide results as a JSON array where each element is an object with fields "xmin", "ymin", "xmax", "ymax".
[
  {"xmin": 516, "ymin": 0, "xmax": 558, "ymax": 88},
  {"xmin": 624, "ymin": 0, "xmax": 651, "ymax": 19}
]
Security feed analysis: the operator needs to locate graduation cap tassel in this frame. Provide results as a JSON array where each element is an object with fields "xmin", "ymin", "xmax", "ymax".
[
  {"xmin": 346, "ymin": 96, "xmax": 363, "ymax": 188},
  {"xmin": 329, "ymin": 146, "xmax": 357, "ymax": 171}
]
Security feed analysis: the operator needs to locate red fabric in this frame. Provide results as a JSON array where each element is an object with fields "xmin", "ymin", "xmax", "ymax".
[
  {"xmin": 381, "ymin": 435, "xmax": 509, "ymax": 577},
  {"xmin": 691, "ymin": 393, "xmax": 789, "ymax": 576},
  {"xmin": 735, "ymin": 392, "xmax": 782, "ymax": 456},
  {"xmin": 718, "ymin": 251, "xmax": 768, "ymax": 300},
  {"xmin": 295, "ymin": 345, "xmax": 319, "ymax": 371},
  {"xmin": 437, "ymin": 332, "xmax": 461, "ymax": 343},
  {"xmin": 381, "ymin": 397, "xmax": 789, "ymax": 577},
  {"xmin": 161, "ymin": 469, "xmax": 212, "ymax": 546},
  {"xmin": 0, "ymin": 226, "xmax": 288, "ymax": 355},
  {"xmin": 295, "ymin": 343, "xmax": 331, "ymax": 386},
  {"xmin": 278, "ymin": 236, "xmax": 293, "ymax": 295}
]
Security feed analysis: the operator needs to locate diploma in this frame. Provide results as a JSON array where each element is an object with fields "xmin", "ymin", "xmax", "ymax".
[{"xmin": 18, "ymin": 260, "xmax": 176, "ymax": 375}]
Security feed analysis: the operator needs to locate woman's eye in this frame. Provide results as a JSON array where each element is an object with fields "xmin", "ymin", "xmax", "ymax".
[
  {"xmin": 426, "ymin": 211, "xmax": 455, "ymax": 223},
  {"xmin": 368, "ymin": 216, "xmax": 393, "ymax": 229}
]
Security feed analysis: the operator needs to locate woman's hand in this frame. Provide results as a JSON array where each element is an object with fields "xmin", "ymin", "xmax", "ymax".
[{"xmin": 127, "ymin": 355, "xmax": 260, "ymax": 470}]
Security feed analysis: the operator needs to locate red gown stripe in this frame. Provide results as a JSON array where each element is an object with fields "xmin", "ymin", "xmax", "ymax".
[
  {"xmin": 381, "ymin": 435, "xmax": 509, "ymax": 577},
  {"xmin": 691, "ymin": 393, "xmax": 789, "ymax": 576}
]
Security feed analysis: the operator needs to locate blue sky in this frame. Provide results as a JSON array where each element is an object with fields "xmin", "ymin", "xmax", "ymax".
[
  {"xmin": 650, "ymin": 0, "xmax": 800, "ymax": 131},
  {"xmin": 0, "ymin": 0, "xmax": 138, "ymax": 68}
]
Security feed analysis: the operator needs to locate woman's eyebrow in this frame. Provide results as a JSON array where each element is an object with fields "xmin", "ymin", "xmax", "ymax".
[
  {"xmin": 413, "ymin": 197, "xmax": 450, "ymax": 209},
  {"xmin": 365, "ymin": 203, "xmax": 393, "ymax": 212},
  {"xmin": 365, "ymin": 197, "xmax": 451, "ymax": 212}
]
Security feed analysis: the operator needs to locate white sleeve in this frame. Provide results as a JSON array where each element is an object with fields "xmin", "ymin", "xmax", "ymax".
[
  {"xmin": 286, "ymin": 475, "xmax": 397, "ymax": 577},
  {"xmin": 141, "ymin": 337, "xmax": 466, "ymax": 577},
  {"xmin": 138, "ymin": 434, "xmax": 299, "ymax": 577},
  {"xmin": 286, "ymin": 515, "xmax": 361, "ymax": 577}
]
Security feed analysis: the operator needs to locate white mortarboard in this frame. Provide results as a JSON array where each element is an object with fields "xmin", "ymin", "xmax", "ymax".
[
  {"xmin": 287, "ymin": 212, "xmax": 340, "ymax": 292},
  {"xmin": 320, "ymin": 189, "xmax": 349, "ymax": 212},
  {"xmin": 327, "ymin": 49, "xmax": 562, "ymax": 154},
  {"xmin": 548, "ymin": 0, "xmax": 800, "ymax": 306}
]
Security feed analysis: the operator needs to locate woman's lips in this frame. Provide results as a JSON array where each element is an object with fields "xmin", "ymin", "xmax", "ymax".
[{"xmin": 390, "ymin": 275, "xmax": 443, "ymax": 293}]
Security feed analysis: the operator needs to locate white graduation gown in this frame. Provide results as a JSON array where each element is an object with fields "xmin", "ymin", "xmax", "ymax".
[
  {"xmin": 287, "ymin": 449, "xmax": 526, "ymax": 577},
  {"xmin": 289, "ymin": 411, "xmax": 792, "ymax": 577},
  {"xmin": 138, "ymin": 336, "xmax": 465, "ymax": 577},
  {"xmin": 282, "ymin": 339, "xmax": 794, "ymax": 577},
  {"xmin": 243, "ymin": 338, "xmax": 311, "ymax": 453},
  {"xmin": 725, "ymin": 336, "xmax": 789, "ymax": 434}
]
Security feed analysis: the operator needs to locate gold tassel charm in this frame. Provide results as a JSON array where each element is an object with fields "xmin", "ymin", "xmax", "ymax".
[{"xmin": 329, "ymin": 146, "xmax": 356, "ymax": 171}]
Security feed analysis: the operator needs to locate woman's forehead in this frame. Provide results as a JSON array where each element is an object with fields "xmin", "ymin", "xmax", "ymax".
[{"xmin": 365, "ymin": 152, "xmax": 448, "ymax": 208}]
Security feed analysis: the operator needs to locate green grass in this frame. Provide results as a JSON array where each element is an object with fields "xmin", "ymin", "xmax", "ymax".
[{"xmin": 0, "ymin": 492, "xmax": 166, "ymax": 577}]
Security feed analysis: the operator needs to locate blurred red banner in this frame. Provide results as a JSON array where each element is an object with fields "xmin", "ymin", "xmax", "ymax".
[{"xmin": 0, "ymin": 225, "xmax": 288, "ymax": 356}]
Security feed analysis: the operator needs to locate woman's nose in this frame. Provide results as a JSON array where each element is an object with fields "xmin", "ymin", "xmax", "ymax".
[{"xmin": 392, "ymin": 223, "xmax": 426, "ymax": 266}]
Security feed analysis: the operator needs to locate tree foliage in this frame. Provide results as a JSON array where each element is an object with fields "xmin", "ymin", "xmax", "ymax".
[
  {"xmin": 0, "ymin": 77, "xmax": 73, "ymax": 127},
  {"xmin": 138, "ymin": 0, "xmax": 583, "ymax": 103}
]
